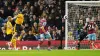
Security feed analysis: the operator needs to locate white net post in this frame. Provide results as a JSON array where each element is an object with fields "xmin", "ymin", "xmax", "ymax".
[{"xmin": 64, "ymin": 1, "xmax": 68, "ymax": 50}]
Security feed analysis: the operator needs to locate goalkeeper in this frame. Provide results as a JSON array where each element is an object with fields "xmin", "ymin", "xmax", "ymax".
[{"xmin": 76, "ymin": 19, "xmax": 87, "ymax": 50}]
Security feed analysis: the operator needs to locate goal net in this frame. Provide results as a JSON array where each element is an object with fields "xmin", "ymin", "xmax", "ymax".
[{"xmin": 65, "ymin": 1, "xmax": 100, "ymax": 50}]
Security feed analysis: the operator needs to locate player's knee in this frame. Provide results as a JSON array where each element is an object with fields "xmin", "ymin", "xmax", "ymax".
[{"xmin": 40, "ymin": 38, "xmax": 44, "ymax": 41}]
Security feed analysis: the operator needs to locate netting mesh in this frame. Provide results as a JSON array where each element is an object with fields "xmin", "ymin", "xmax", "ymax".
[
  {"xmin": 65, "ymin": 2, "xmax": 100, "ymax": 49},
  {"xmin": 68, "ymin": 3, "xmax": 100, "ymax": 41}
]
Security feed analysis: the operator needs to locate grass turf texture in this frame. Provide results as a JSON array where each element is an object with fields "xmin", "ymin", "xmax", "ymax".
[{"xmin": 0, "ymin": 50, "xmax": 100, "ymax": 56}]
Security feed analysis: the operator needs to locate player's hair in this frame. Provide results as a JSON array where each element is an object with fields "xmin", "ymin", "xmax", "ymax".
[
  {"xmin": 7, "ymin": 16, "xmax": 12, "ymax": 20},
  {"xmin": 34, "ymin": 22, "xmax": 37, "ymax": 25}
]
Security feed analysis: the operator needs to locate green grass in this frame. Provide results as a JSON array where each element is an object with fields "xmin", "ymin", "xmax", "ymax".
[{"xmin": 0, "ymin": 50, "xmax": 100, "ymax": 56}]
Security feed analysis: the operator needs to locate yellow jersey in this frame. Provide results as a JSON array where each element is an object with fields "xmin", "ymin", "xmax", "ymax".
[
  {"xmin": 6, "ymin": 21, "xmax": 13, "ymax": 35},
  {"xmin": 15, "ymin": 14, "xmax": 24, "ymax": 25}
]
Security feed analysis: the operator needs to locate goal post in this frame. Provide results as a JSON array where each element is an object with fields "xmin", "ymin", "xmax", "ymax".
[{"xmin": 64, "ymin": 1, "xmax": 100, "ymax": 50}]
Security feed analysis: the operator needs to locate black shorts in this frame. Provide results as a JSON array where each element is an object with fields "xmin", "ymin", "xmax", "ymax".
[
  {"xmin": 15, "ymin": 24, "xmax": 22, "ymax": 33},
  {"xmin": 79, "ymin": 31, "xmax": 87, "ymax": 41},
  {"xmin": 5, "ymin": 34, "xmax": 12, "ymax": 41}
]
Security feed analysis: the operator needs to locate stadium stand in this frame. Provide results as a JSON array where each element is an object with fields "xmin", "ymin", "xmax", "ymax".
[{"xmin": 0, "ymin": 0, "xmax": 65, "ymax": 41}]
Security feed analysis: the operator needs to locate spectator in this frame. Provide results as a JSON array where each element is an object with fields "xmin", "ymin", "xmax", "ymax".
[
  {"xmin": 29, "ymin": 6, "xmax": 34, "ymax": 15},
  {"xmin": 38, "ymin": 5, "xmax": 43, "ymax": 17},
  {"xmin": 33, "ymin": 2, "xmax": 39, "ymax": 17},
  {"xmin": 25, "ymin": 30, "xmax": 36, "ymax": 41},
  {"xmin": 14, "ymin": 7, "xmax": 20, "ymax": 16},
  {"xmin": 11, "ymin": 1, "xmax": 16, "ymax": 11},
  {"xmin": 54, "ymin": 27, "xmax": 61, "ymax": 40},
  {"xmin": 17, "ymin": 0, "xmax": 23, "ymax": 11},
  {"xmin": 1, "ymin": 27, "xmax": 6, "ymax": 40},
  {"xmin": 24, "ymin": 23, "xmax": 30, "ymax": 33},
  {"xmin": 0, "ymin": 17, "xmax": 4, "ymax": 27},
  {"xmin": 0, "ymin": 27, "xmax": 4, "ymax": 40},
  {"xmin": 6, "ymin": 6, "xmax": 14, "ymax": 17},
  {"xmin": 0, "ymin": 7, "xmax": 4, "ymax": 18},
  {"xmin": 24, "ymin": 13, "xmax": 30, "ymax": 26},
  {"xmin": 26, "ymin": 2, "xmax": 31, "ymax": 9},
  {"xmin": 0, "ymin": 0, "xmax": 4, "ymax": 8},
  {"xmin": 32, "ymin": 22, "xmax": 40, "ymax": 40},
  {"xmin": 30, "ymin": 15, "xmax": 39, "ymax": 27}
]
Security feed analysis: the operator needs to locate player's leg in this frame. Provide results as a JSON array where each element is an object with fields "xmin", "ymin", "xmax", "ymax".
[
  {"xmin": 47, "ymin": 38, "xmax": 52, "ymax": 51},
  {"xmin": 88, "ymin": 34, "xmax": 93, "ymax": 49},
  {"xmin": 15, "ymin": 24, "xmax": 21, "ymax": 34},
  {"xmin": 45, "ymin": 31, "xmax": 52, "ymax": 50},
  {"xmin": 77, "ymin": 40, "xmax": 81, "ymax": 50},
  {"xmin": 10, "ymin": 32, "xmax": 17, "ymax": 49},
  {"xmin": 16, "ymin": 30, "xmax": 25, "ymax": 50},
  {"xmin": 10, "ymin": 37, "xmax": 17, "ymax": 50},
  {"xmin": 77, "ymin": 36, "xmax": 83, "ymax": 50},
  {"xmin": 18, "ymin": 30, "xmax": 25, "ymax": 40},
  {"xmin": 37, "ymin": 34, "xmax": 44, "ymax": 50},
  {"xmin": 12, "ymin": 39, "xmax": 17, "ymax": 50},
  {"xmin": 77, "ymin": 31, "xmax": 87, "ymax": 50},
  {"xmin": 15, "ymin": 24, "xmax": 22, "ymax": 39},
  {"xmin": 91, "ymin": 33, "xmax": 96, "ymax": 50},
  {"xmin": 14, "ymin": 24, "xmax": 23, "ymax": 50},
  {"xmin": 77, "ymin": 32, "xmax": 83, "ymax": 50}
]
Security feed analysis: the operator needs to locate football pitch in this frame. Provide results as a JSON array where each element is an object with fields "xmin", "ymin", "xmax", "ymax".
[{"xmin": 0, "ymin": 50, "xmax": 100, "ymax": 56}]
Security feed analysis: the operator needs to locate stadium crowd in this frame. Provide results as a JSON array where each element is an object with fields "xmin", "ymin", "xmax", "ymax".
[{"xmin": 0, "ymin": 0, "xmax": 65, "ymax": 41}]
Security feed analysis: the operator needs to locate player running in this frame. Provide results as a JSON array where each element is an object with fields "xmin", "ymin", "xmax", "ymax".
[{"xmin": 37, "ymin": 17, "xmax": 52, "ymax": 51}]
